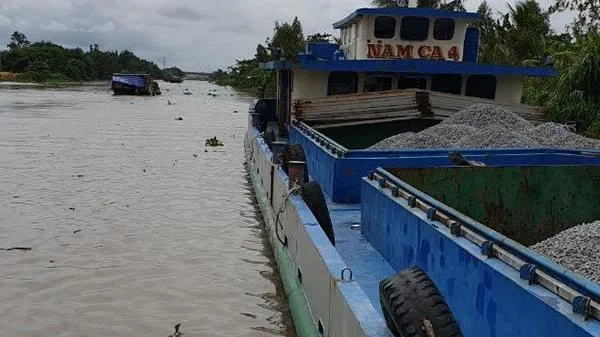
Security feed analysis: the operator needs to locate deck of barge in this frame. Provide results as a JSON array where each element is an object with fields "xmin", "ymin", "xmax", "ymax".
[{"xmin": 327, "ymin": 200, "xmax": 395, "ymax": 316}]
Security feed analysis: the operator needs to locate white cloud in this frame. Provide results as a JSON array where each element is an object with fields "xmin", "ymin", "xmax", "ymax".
[
  {"xmin": 40, "ymin": 21, "xmax": 69, "ymax": 32},
  {"xmin": 0, "ymin": 15, "xmax": 12, "ymax": 27},
  {"xmin": 89, "ymin": 21, "xmax": 115, "ymax": 33},
  {"xmin": 0, "ymin": 0, "xmax": 575, "ymax": 72}
]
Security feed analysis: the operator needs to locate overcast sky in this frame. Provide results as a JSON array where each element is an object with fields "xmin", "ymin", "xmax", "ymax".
[{"xmin": 0, "ymin": 0, "xmax": 574, "ymax": 72}]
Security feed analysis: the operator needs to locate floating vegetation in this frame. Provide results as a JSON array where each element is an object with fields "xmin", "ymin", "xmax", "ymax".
[
  {"xmin": 205, "ymin": 136, "xmax": 224, "ymax": 147},
  {"xmin": 167, "ymin": 323, "xmax": 183, "ymax": 337}
]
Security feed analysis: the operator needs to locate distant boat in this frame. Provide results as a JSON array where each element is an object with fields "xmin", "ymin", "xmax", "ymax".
[
  {"xmin": 183, "ymin": 88, "xmax": 192, "ymax": 95},
  {"xmin": 111, "ymin": 73, "xmax": 161, "ymax": 96}
]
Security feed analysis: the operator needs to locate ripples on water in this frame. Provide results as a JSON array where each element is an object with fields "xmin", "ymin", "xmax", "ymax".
[{"xmin": 0, "ymin": 82, "xmax": 294, "ymax": 337}]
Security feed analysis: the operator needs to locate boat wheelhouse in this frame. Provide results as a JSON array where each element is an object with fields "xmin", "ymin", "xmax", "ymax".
[{"xmin": 263, "ymin": 6, "xmax": 556, "ymax": 128}]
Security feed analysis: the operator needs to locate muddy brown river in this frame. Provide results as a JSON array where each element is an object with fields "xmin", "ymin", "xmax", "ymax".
[{"xmin": 0, "ymin": 81, "xmax": 294, "ymax": 337}]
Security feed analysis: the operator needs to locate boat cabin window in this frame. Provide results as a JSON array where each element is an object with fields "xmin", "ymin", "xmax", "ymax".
[
  {"xmin": 398, "ymin": 76, "xmax": 427, "ymax": 90},
  {"xmin": 363, "ymin": 75, "xmax": 393, "ymax": 92},
  {"xmin": 328, "ymin": 72, "xmax": 358, "ymax": 96},
  {"xmin": 400, "ymin": 16, "xmax": 429, "ymax": 41},
  {"xmin": 465, "ymin": 75, "xmax": 497, "ymax": 99},
  {"xmin": 374, "ymin": 16, "xmax": 396, "ymax": 39},
  {"xmin": 433, "ymin": 19, "xmax": 455, "ymax": 40},
  {"xmin": 431, "ymin": 74, "xmax": 462, "ymax": 94}
]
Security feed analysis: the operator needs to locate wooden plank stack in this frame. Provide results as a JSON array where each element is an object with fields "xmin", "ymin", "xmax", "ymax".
[{"xmin": 293, "ymin": 90, "xmax": 543, "ymax": 127}]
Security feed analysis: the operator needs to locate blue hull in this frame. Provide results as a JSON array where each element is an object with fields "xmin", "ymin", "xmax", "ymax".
[{"xmin": 245, "ymin": 115, "xmax": 600, "ymax": 337}]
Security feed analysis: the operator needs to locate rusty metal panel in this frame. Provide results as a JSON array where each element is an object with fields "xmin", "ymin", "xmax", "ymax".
[{"xmin": 387, "ymin": 166, "xmax": 600, "ymax": 246}]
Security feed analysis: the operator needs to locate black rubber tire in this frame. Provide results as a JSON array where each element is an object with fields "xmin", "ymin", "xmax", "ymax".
[
  {"xmin": 300, "ymin": 181, "xmax": 335, "ymax": 246},
  {"xmin": 379, "ymin": 267, "xmax": 463, "ymax": 337},
  {"xmin": 282, "ymin": 144, "xmax": 309, "ymax": 183},
  {"xmin": 264, "ymin": 130, "xmax": 276, "ymax": 150}
]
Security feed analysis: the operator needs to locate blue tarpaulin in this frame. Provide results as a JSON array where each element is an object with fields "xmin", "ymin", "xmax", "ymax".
[{"xmin": 112, "ymin": 74, "xmax": 146, "ymax": 88}]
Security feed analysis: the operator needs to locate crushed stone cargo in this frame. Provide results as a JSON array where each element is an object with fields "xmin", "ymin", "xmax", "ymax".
[
  {"xmin": 368, "ymin": 104, "xmax": 600, "ymax": 150},
  {"xmin": 454, "ymin": 126, "xmax": 540, "ymax": 149},
  {"xmin": 526, "ymin": 122, "xmax": 600, "ymax": 149},
  {"xmin": 530, "ymin": 221, "xmax": 600, "ymax": 284},
  {"xmin": 439, "ymin": 104, "xmax": 533, "ymax": 132}
]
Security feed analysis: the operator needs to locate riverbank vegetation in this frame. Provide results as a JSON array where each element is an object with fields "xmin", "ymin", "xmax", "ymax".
[
  {"xmin": 209, "ymin": 18, "xmax": 333, "ymax": 98},
  {"xmin": 211, "ymin": 0, "xmax": 600, "ymax": 136},
  {"xmin": 0, "ymin": 31, "xmax": 182, "ymax": 83}
]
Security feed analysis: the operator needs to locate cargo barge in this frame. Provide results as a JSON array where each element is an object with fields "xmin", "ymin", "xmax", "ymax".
[
  {"xmin": 111, "ymin": 73, "xmax": 161, "ymax": 96},
  {"xmin": 245, "ymin": 3, "xmax": 600, "ymax": 337}
]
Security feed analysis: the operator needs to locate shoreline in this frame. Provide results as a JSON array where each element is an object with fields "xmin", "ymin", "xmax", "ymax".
[{"xmin": 0, "ymin": 80, "xmax": 109, "ymax": 87}]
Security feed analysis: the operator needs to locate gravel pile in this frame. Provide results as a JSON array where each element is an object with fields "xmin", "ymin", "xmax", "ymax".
[
  {"xmin": 454, "ymin": 126, "xmax": 540, "ymax": 149},
  {"xmin": 370, "ymin": 132, "xmax": 415, "ymax": 150},
  {"xmin": 527, "ymin": 122, "xmax": 600, "ymax": 149},
  {"xmin": 439, "ymin": 104, "xmax": 533, "ymax": 132},
  {"xmin": 396, "ymin": 132, "xmax": 453, "ymax": 149},
  {"xmin": 368, "ymin": 104, "xmax": 600, "ymax": 150},
  {"xmin": 530, "ymin": 221, "xmax": 600, "ymax": 283},
  {"xmin": 420, "ymin": 124, "xmax": 479, "ymax": 144}
]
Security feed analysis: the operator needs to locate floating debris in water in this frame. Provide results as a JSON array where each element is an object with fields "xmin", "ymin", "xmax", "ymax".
[
  {"xmin": 69, "ymin": 207, "xmax": 75, "ymax": 211},
  {"xmin": 175, "ymin": 117, "xmax": 183, "ymax": 121},
  {"xmin": 167, "ymin": 323, "xmax": 183, "ymax": 337},
  {"xmin": 205, "ymin": 136, "xmax": 224, "ymax": 147},
  {"xmin": 193, "ymin": 154, "xmax": 198, "ymax": 157},
  {"xmin": 73, "ymin": 229, "xmax": 82, "ymax": 234},
  {"xmin": 241, "ymin": 312, "xmax": 258, "ymax": 318},
  {"xmin": 0, "ymin": 247, "xmax": 32, "ymax": 251},
  {"xmin": 233, "ymin": 110, "xmax": 238, "ymax": 113}
]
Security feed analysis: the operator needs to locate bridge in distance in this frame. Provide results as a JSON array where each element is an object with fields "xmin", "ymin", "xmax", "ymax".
[{"xmin": 183, "ymin": 71, "xmax": 211, "ymax": 80}]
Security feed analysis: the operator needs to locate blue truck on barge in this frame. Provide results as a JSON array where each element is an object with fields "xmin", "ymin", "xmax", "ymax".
[{"xmin": 245, "ymin": 3, "xmax": 600, "ymax": 337}]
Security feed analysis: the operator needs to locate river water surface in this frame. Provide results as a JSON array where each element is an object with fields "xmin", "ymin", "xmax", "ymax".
[{"xmin": 0, "ymin": 81, "xmax": 294, "ymax": 337}]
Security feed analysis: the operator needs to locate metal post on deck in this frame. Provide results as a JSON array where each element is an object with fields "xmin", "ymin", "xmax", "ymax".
[{"xmin": 276, "ymin": 68, "xmax": 291, "ymax": 137}]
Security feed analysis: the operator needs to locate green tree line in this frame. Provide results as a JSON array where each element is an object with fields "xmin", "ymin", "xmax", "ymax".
[
  {"xmin": 471, "ymin": 0, "xmax": 600, "ymax": 135},
  {"xmin": 0, "ymin": 31, "xmax": 182, "ymax": 82},
  {"xmin": 209, "ymin": 17, "xmax": 332, "ymax": 97}
]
